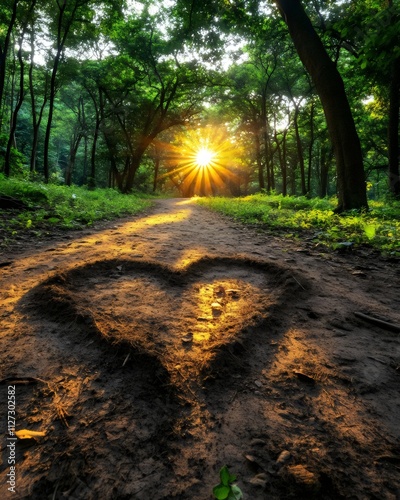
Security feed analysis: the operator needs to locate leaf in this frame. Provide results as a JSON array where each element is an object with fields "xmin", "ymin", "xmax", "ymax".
[
  {"xmin": 220, "ymin": 466, "xmax": 231, "ymax": 486},
  {"xmin": 229, "ymin": 484, "xmax": 243, "ymax": 500},
  {"xmin": 213, "ymin": 484, "xmax": 230, "ymax": 499},
  {"xmin": 15, "ymin": 429, "xmax": 46, "ymax": 439},
  {"xmin": 364, "ymin": 223, "xmax": 376, "ymax": 239}
]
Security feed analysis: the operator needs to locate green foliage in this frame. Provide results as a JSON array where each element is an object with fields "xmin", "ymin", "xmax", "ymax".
[
  {"xmin": 0, "ymin": 134, "xmax": 28, "ymax": 177},
  {"xmin": 197, "ymin": 194, "xmax": 400, "ymax": 256},
  {"xmin": 0, "ymin": 177, "xmax": 152, "ymax": 246},
  {"xmin": 213, "ymin": 466, "xmax": 243, "ymax": 500}
]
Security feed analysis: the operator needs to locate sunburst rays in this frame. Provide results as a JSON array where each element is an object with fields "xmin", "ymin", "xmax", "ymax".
[{"xmin": 158, "ymin": 127, "xmax": 241, "ymax": 196}]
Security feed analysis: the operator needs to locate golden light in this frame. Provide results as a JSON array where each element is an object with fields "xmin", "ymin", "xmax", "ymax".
[
  {"xmin": 156, "ymin": 126, "xmax": 243, "ymax": 197},
  {"xmin": 195, "ymin": 148, "xmax": 215, "ymax": 168}
]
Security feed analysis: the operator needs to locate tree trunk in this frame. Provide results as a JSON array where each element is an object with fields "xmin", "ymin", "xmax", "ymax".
[
  {"xmin": 90, "ymin": 117, "xmax": 100, "ymax": 186},
  {"xmin": 319, "ymin": 145, "xmax": 333, "ymax": 198},
  {"xmin": 43, "ymin": 1, "xmax": 79, "ymax": 182},
  {"xmin": 275, "ymin": 130, "xmax": 287, "ymax": 196},
  {"xmin": 0, "ymin": 0, "xmax": 19, "ymax": 122},
  {"xmin": 5, "ymin": 43, "xmax": 24, "ymax": 176},
  {"xmin": 65, "ymin": 133, "xmax": 83, "ymax": 186},
  {"xmin": 290, "ymin": 160, "xmax": 297, "ymax": 196},
  {"xmin": 275, "ymin": 0, "xmax": 368, "ymax": 212},
  {"xmin": 282, "ymin": 129, "xmax": 288, "ymax": 196},
  {"xmin": 388, "ymin": 56, "xmax": 400, "ymax": 198},
  {"xmin": 29, "ymin": 27, "xmax": 46, "ymax": 174},
  {"xmin": 293, "ymin": 105, "xmax": 307, "ymax": 195},
  {"xmin": 307, "ymin": 99, "xmax": 315, "ymax": 194},
  {"xmin": 255, "ymin": 130, "xmax": 265, "ymax": 190},
  {"xmin": 43, "ymin": 46, "xmax": 62, "ymax": 182},
  {"xmin": 123, "ymin": 155, "xmax": 142, "ymax": 193}
]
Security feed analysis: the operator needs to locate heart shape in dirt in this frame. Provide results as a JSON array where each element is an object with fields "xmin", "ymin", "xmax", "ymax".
[{"xmin": 23, "ymin": 256, "xmax": 306, "ymax": 395}]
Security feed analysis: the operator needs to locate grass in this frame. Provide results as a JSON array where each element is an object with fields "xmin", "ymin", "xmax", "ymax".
[
  {"xmin": 0, "ymin": 176, "xmax": 152, "ymax": 247},
  {"xmin": 197, "ymin": 193, "xmax": 400, "ymax": 256}
]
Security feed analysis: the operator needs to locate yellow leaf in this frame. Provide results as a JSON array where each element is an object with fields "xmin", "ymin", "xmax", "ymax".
[{"xmin": 15, "ymin": 429, "xmax": 46, "ymax": 440}]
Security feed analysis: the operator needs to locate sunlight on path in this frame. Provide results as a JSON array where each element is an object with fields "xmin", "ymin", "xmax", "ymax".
[{"xmin": 0, "ymin": 200, "xmax": 228, "ymax": 334}]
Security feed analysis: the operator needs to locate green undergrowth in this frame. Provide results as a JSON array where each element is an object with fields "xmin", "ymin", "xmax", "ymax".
[
  {"xmin": 0, "ymin": 176, "xmax": 152, "ymax": 246},
  {"xmin": 197, "ymin": 193, "xmax": 400, "ymax": 256}
]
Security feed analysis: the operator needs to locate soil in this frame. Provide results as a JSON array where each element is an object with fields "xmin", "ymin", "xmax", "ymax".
[{"xmin": 0, "ymin": 198, "xmax": 400, "ymax": 500}]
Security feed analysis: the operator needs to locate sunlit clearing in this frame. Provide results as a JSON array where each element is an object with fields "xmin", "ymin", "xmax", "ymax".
[{"xmin": 196, "ymin": 148, "xmax": 215, "ymax": 168}]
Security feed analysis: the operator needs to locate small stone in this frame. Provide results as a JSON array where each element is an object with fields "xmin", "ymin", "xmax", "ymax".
[
  {"xmin": 276, "ymin": 450, "xmax": 291, "ymax": 466},
  {"xmin": 285, "ymin": 464, "xmax": 320, "ymax": 492},
  {"xmin": 249, "ymin": 473, "xmax": 268, "ymax": 487},
  {"xmin": 254, "ymin": 380, "xmax": 263, "ymax": 388},
  {"xmin": 351, "ymin": 270, "xmax": 367, "ymax": 278},
  {"xmin": 250, "ymin": 438, "xmax": 267, "ymax": 447},
  {"xmin": 182, "ymin": 333, "xmax": 193, "ymax": 344}
]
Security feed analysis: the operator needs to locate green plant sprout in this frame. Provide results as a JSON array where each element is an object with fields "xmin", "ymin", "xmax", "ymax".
[{"xmin": 213, "ymin": 466, "xmax": 243, "ymax": 500}]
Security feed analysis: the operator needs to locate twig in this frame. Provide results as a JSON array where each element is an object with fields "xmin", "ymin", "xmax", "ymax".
[
  {"xmin": 174, "ymin": 367, "xmax": 198, "ymax": 400},
  {"xmin": 354, "ymin": 312, "xmax": 400, "ymax": 333},
  {"xmin": 0, "ymin": 376, "xmax": 50, "ymax": 385},
  {"xmin": 367, "ymin": 356, "xmax": 387, "ymax": 365},
  {"xmin": 291, "ymin": 275, "xmax": 306, "ymax": 291}
]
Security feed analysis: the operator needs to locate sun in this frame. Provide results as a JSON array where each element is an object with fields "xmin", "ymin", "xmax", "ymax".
[
  {"xmin": 157, "ymin": 126, "xmax": 242, "ymax": 197},
  {"xmin": 195, "ymin": 148, "xmax": 215, "ymax": 168}
]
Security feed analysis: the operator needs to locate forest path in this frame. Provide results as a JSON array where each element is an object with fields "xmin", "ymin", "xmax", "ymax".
[{"xmin": 1, "ymin": 198, "xmax": 400, "ymax": 499}]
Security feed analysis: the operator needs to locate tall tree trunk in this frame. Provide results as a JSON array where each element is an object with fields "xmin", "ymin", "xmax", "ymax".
[
  {"xmin": 282, "ymin": 129, "xmax": 288, "ymax": 196},
  {"xmin": 275, "ymin": 0, "xmax": 368, "ymax": 212},
  {"xmin": 267, "ymin": 133, "xmax": 275, "ymax": 192},
  {"xmin": 43, "ymin": 0, "xmax": 79, "ymax": 182},
  {"xmin": 43, "ymin": 46, "xmax": 62, "ymax": 182},
  {"xmin": 29, "ymin": 27, "xmax": 46, "ymax": 173},
  {"xmin": 0, "ymin": 0, "xmax": 19, "ymax": 125},
  {"xmin": 65, "ymin": 133, "xmax": 83, "ymax": 186},
  {"xmin": 293, "ymin": 106, "xmax": 306, "ymax": 195},
  {"xmin": 290, "ymin": 160, "xmax": 297, "ymax": 196},
  {"xmin": 255, "ymin": 130, "xmax": 265, "ymax": 190},
  {"xmin": 123, "ymin": 155, "xmax": 142, "ymax": 193},
  {"xmin": 388, "ymin": 56, "xmax": 400, "ymax": 198},
  {"xmin": 4, "ymin": 0, "xmax": 36, "ymax": 176},
  {"xmin": 4, "ymin": 42, "xmax": 24, "ymax": 176},
  {"xmin": 90, "ymin": 117, "xmax": 100, "ymax": 186},
  {"xmin": 275, "ymin": 130, "xmax": 288, "ymax": 196},
  {"xmin": 319, "ymin": 145, "xmax": 333, "ymax": 198},
  {"xmin": 307, "ymin": 99, "xmax": 315, "ymax": 194},
  {"xmin": 88, "ymin": 87, "xmax": 105, "ymax": 187}
]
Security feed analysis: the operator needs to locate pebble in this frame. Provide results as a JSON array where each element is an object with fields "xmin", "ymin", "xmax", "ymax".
[
  {"xmin": 285, "ymin": 464, "xmax": 320, "ymax": 492},
  {"xmin": 276, "ymin": 450, "xmax": 291, "ymax": 466},
  {"xmin": 249, "ymin": 473, "xmax": 268, "ymax": 487}
]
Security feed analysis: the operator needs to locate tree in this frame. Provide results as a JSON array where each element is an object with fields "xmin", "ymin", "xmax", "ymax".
[
  {"xmin": 323, "ymin": 0, "xmax": 400, "ymax": 198},
  {"xmin": 4, "ymin": 0, "xmax": 37, "ymax": 176},
  {"xmin": 43, "ymin": 0, "xmax": 95, "ymax": 182},
  {"xmin": 273, "ymin": 0, "xmax": 368, "ymax": 211},
  {"xmin": 0, "ymin": 0, "xmax": 19, "ymax": 128}
]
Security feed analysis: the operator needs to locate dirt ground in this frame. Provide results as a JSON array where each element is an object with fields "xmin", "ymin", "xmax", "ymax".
[{"xmin": 1, "ymin": 198, "xmax": 400, "ymax": 500}]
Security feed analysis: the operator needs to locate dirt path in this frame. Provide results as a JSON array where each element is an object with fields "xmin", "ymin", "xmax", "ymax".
[{"xmin": 1, "ymin": 198, "xmax": 400, "ymax": 499}]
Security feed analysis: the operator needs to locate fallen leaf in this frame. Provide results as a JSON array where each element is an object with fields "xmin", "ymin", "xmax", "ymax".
[{"xmin": 15, "ymin": 429, "xmax": 46, "ymax": 440}]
